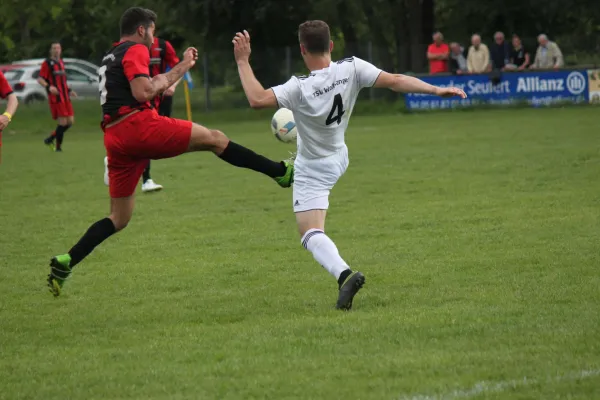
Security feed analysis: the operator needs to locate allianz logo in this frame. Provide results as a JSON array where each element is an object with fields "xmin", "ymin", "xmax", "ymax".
[{"xmin": 516, "ymin": 72, "xmax": 586, "ymax": 95}]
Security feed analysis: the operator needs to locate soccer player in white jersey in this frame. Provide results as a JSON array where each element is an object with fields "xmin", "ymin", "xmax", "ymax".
[{"xmin": 232, "ymin": 21, "xmax": 467, "ymax": 310}]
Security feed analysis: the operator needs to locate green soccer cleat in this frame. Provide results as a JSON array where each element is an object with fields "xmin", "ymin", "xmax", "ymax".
[
  {"xmin": 336, "ymin": 271, "xmax": 366, "ymax": 311},
  {"xmin": 274, "ymin": 159, "xmax": 294, "ymax": 188},
  {"xmin": 47, "ymin": 254, "xmax": 72, "ymax": 297},
  {"xmin": 44, "ymin": 140, "xmax": 56, "ymax": 152}
]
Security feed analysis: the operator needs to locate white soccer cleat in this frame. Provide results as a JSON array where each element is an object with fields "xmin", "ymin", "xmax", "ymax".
[
  {"xmin": 142, "ymin": 179, "xmax": 163, "ymax": 193},
  {"xmin": 103, "ymin": 156, "xmax": 109, "ymax": 186}
]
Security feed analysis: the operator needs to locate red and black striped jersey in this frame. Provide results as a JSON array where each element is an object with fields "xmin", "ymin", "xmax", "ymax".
[
  {"xmin": 39, "ymin": 58, "xmax": 70, "ymax": 104},
  {"xmin": 149, "ymin": 37, "xmax": 180, "ymax": 77},
  {"xmin": 0, "ymin": 71, "xmax": 13, "ymax": 99},
  {"xmin": 99, "ymin": 41, "xmax": 153, "ymax": 125}
]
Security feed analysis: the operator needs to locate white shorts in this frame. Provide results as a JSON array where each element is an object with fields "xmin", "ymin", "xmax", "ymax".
[{"xmin": 293, "ymin": 145, "xmax": 349, "ymax": 212}]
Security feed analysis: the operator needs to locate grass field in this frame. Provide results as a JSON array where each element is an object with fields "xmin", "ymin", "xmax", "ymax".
[{"xmin": 1, "ymin": 101, "xmax": 599, "ymax": 399}]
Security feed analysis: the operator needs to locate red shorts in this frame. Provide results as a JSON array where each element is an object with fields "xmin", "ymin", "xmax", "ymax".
[
  {"xmin": 104, "ymin": 109, "xmax": 192, "ymax": 198},
  {"xmin": 50, "ymin": 101, "xmax": 74, "ymax": 120}
]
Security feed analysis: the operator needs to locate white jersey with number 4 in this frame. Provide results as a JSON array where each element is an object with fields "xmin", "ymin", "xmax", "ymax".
[{"xmin": 272, "ymin": 57, "xmax": 381, "ymax": 159}]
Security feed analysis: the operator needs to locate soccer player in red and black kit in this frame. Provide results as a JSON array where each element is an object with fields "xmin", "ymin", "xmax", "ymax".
[
  {"xmin": 0, "ymin": 70, "xmax": 19, "ymax": 163},
  {"xmin": 104, "ymin": 36, "xmax": 180, "ymax": 192},
  {"xmin": 47, "ymin": 7, "xmax": 294, "ymax": 296},
  {"xmin": 37, "ymin": 42, "xmax": 77, "ymax": 152}
]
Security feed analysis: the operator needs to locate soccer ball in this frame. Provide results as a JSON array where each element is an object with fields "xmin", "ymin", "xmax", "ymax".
[{"xmin": 271, "ymin": 108, "xmax": 297, "ymax": 143}]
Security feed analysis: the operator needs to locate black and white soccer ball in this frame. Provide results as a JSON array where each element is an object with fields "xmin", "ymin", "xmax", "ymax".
[{"xmin": 271, "ymin": 108, "xmax": 297, "ymax": 143}]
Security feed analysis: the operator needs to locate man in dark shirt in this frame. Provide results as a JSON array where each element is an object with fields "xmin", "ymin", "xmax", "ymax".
[
  {"xmin": 490, "ymin": 31, "xmax": 511, "ymax": 70},
  {"xmin": 506, "ymin": 34, "xmax": 530, "ymax": 71}
]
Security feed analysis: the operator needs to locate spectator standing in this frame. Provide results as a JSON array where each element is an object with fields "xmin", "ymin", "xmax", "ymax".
[
  {"xmin": 449, "ymin": 42, "xmax": 468, "ymax": 74},
  {"xmin": 505, "ymin": 34, "xmax": 530, "ymax": 70},
  {"xmin": 0, "ymin": 70, "xmax": 19, "ymax": 163},
  {"xmin": 427, "ymin": 32, "xmax": 450, "ymax": 74},
  {"xmin": 490, "ymin": 31, "xmax": 511, "ymax": 70},
  {"xmin": 37, "ymin": 42, "xmax": 77, "ymax": 152},
  {"xmin": 531, "ymin": 34, "xmax": 564, "ymax": 70},
  {"xmin": 467, "ymin": 34, "xmax": 491, "ymax": 74}
]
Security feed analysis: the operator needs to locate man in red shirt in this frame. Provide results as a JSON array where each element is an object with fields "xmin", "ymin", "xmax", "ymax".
[
  {"xmin": 427, "ymin": 32, "xmax": 450, "ymax": 74},
  {"xmin": 103, "ymin": 36, "xmax": 180, "ymax": 192},
  {"xmin": 37, "ymin": 42, "xmax": 77, "ymax": 152},
  {"xmin": 47, "ymin": 7, "xmax": 294, "ymax": 296},
  {"xmin": 0, "ymin": 71, "xmax": 19, "ymax": 163}
]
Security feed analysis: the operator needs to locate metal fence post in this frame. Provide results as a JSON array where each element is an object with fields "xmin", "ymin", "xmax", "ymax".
[
  {"xmin": 203, "ymin": 52, "xmax": 211, "ymax": 112},
  {"xmin": 285, "ymin": 46, "xmax": 292, "ymax": 79},
  {"xmin": 368, "ymin": 41, "xmax": 374, "ymax": 101}
]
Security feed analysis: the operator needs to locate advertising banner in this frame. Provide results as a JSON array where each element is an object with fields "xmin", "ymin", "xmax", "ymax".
[{"xmin": 405, "ymin": 70, "xmax": 590, "ymax": 110}]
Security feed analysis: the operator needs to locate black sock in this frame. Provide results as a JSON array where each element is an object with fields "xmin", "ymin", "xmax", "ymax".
[
  {"xmin": 218, "ymin": 141, "xmax": 286, "ymax": 178},
  {"xmin": 55, "ymin": 125, "xmax": 70, "ymax": 150},
  {"xmin": 68, "ymin": 218, "xmax": 117, "ymax": 268},
  {"xmin": 337, "ymin": 269, "xmax": 353, "ymax": 288},
  {"xmin": 142, "ymin": 163, "xmax": 151, "ymax": 183}
]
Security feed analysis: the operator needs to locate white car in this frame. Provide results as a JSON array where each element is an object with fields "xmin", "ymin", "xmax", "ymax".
[
  {"xmin": 4, "ymin": 64, "xmax": 99, "ymax": 104},
  {"xmin": 12, "ymin": 58, "xmax": 100, "ymax": 75}
]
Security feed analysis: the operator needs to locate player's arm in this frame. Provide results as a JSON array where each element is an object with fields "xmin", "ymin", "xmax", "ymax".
[
  {"xmin": 232, "ymin": 30, "xmax": 278, "ymax": 109},
  {"xmin": 37, "ymin": 61, "xmax": 59, "ymax": 95},
  {"xmin": 127, "ymin": 45, "xmax": 197, "ymax": 102},
  {"xmin": 0, "ymin": 73, "xmax": 18, "ymax": 130},
  {"xmin": 374, "ymin": 72, "xmax": 466, "ymax": 98},
  {"xmin": 164, "ymin": 41, "xmax": 183, "ymax": 93}
]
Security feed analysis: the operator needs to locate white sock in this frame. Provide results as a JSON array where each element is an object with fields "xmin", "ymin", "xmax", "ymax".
[{"xmin": 301, "ymin": 228, "xmax": 350, "ymax": 279}]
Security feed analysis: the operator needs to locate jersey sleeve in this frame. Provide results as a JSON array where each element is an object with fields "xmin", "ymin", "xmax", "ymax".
[
  {"xmin": 164, "ymin": 41, "xmax": 180, "ymax": 68},
  {"xmin": 122, "ymin": 44, "xmax": 151, "ymax": 81},
  {"xmin": 39, "ymin": 60, "xmax": 51, "ymax": 82},
  {"xmin": 0, "ymin": 72, "xmax": 13, "ymax": 99},
  {"xmin": 353, "ymin": 57, "xmax": 382, "ymax": 89},
  {"xmin": 271, "ymin": 77, "xmax": 302, "ymax": 109}
]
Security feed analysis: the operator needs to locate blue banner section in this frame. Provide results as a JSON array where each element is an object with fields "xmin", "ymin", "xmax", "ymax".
[{"xmin": 405, "ymin": 70, "xmax": 589, "ymax": 110}]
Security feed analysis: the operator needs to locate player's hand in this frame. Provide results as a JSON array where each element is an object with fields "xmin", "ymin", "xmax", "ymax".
[
  {"xmin": 70, "ymin": 90, "xmax": 78, "ymax": 98},
  {"xmin": 0, "ymin": 115, "xmax": 9, "ymax": 130},
  {"xmin": 183, "ymin": 47, "xmax": 198, "ymax": 68},
  {"xmin": 49, "ymin": 86, "xmax": 59, "ymax": 95},
  {"xmin": 164, "ymin": 86, "xmax": 176, "ymax": 96},
  {"xmin": 435, "ymin": 87, "xmax": 467, "ymax": 98},
  {"xmin": 233, "ymin": 30, "xmax": 251, "ymax": 64}
]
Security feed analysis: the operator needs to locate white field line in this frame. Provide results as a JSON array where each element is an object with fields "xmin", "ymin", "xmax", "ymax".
[{"xmin": 399, "ymin": 369, "xmax": 600, "ymax": 400}]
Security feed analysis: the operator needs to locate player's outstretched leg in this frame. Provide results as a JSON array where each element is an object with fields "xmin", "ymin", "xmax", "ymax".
[
  {"xmin": 141, "ymin": 161, "xmax": 163, "ymax": 193},
  {"xmin": 47, "ymin": 196, "xmax": 133, "ymax": 297},
  {"xmin": 186, "ymin": 123, "xmax": 294, "ymax": 187},
  {"xmin": 296, "ymin": 210, "xmax": 365, "ymax": 310}
]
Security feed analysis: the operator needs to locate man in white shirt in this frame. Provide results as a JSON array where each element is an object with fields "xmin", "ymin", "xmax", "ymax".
[{"xmin": 232, "ymin": 21, "xmax": 466, "ymax": 310}]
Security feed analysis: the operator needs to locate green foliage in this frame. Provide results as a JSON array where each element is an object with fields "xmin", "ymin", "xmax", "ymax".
[{"xmin": 0, "ymin": 0, "xmax": 598, "ymax": 73}]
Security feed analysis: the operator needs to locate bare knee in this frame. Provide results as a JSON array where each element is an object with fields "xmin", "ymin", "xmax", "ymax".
[
  {"xmin": 188, "ymin": 124, "xmax": 229, "ymax": 153},
  {"xmin": 109, "ymin": 214, "xmax": 130, "ymax": 232}
]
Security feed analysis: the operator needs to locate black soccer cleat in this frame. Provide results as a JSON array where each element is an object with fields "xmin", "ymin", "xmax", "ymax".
[{"xmin": 335, "ymin": 271, "xmax": 365, "ymax": 311}]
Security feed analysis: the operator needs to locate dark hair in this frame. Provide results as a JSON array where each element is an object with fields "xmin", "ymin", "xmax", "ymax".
[
  {"xmin": 298, "ymin": 20, "xmax": 331, "ymax": 54},
  {"xmin": 120, "ymin": 7, "xmax": 157, "ymax": 36}
]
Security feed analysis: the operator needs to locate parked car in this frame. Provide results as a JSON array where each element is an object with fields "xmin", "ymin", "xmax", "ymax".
[
  {"xmin": 12, "ymin": 58, "xmax": 100, "ymax": 75},
  {"xmin": 4, "ymin": 64, "xmax": 99, "ymax": 104},
  {"xmin": 0, "ymin": 64, "xmax": 28, "ymax": 73}
]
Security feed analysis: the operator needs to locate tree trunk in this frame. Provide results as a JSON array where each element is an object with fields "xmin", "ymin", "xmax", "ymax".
[
  {"xmin": 407, "ymin": 0, "xmax": 425, "ymax": 72},
  {"xmin": 394, "ymin": 0, "xmax": 411, "ymax": 72},
  {"xmin": 338, "ymin": 2, "xmax": 361, "ymax": 58},
  {"xmin": 422, "ymin": 0, "xmax": 435, "ymax": 44}
]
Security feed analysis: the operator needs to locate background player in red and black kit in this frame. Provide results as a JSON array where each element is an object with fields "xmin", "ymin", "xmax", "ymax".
[
  {"xmin": 47, "ymin": 7, "xmax": 294, "ymax": 296},
  {"xmin": 0, "ymin": 70, "xmax": 19, "ymax": 163},
  {"xmin": 37, "ymin": 42, "xmax": 77, "ymax": 152}
]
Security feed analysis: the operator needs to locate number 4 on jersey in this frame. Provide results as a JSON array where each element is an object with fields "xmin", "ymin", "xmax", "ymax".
[{"xmin": 326, "ymin": 93, "xmax": 345, "ymax": 126}]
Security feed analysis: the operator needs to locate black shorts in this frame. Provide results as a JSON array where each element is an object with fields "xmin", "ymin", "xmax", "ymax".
[{"xmin": 158, "ymin": 95, "xmax": 173, "ymax": 117}]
